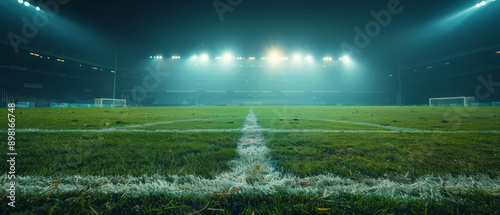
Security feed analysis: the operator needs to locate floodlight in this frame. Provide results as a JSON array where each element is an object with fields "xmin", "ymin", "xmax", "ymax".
[
  {"xmin": 476, "ymin": 1, "xmax": 490, "ymax": 8},
  {"xmin": 305, "ymin": 55, "xmax": 312, "ymax": 61},
  {"xmin": 150, "ymin": 56, "xmax": 153, "ymax": 58},
  {"xmin": 269, "ymin": 53, "xmax": 280, "ymax": 63},
  {"xmin": 159, "ymin": 56, "xmax": 163, "ymax": 59},
  {"xmin": 341, "ymin": 55, "xmax": 353, "ymax": 65},
  {"xmin": 36, "ymin": 6, "xmax": 40, "ymax": 11},
  {"xmin": 24, "ymin": 1, "xmax": 29, "ymax": 6},
  {"xmin": 223, "ymin": 52, "xmax": 233, "ymax": 61},
  {"xmin": 201, "ymin": 54, "xmax": 208, "ymax": 60},
  {"xmin": 293, "ymin": 54, "xmax": 301, "ymax": 62},
  {"xmin": 18, "ymin": 0, "xmax": 23, "ymax": 4},
  {"xmin": 192, "ymin": 55, "xmax": 198, "ymax": 60}
]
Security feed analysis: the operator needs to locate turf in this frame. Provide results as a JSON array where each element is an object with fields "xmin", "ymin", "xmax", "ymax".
[
  {"xmin": 2, "ymin": 190, "xmax": 498, "ymax": 214},
  {"xmin": 265, "ymin": 132, "xmax": 500, "ymax": 179},
  {"xmin": 257, "ymin": 118, "xmax": 391, "ymax": 130},
  {"xmin": 13, "ymin": 106, "xmax": 249, "ymax": 130},
  {"xmin": 0, "ymin": 132, "xmax": 240, "ymax": 178},
  {"xmin": 140, "ymin": 118, "xmax": 246, "ymax": 130},
  {"xmin": 253, "ymin": 106, "xmax": 500, "ymax": 131},
  {"xmin": 2, "ymin": 105, "xmax": 500, "ymax": 214}
]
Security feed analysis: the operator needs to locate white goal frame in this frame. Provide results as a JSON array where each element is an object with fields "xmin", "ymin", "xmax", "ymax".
[
  {"xmin": 94, "ymin": 98, "xmax": 127, "ymax": 107},
  {"xmin": 429, "ymin": 96, "xmax": 475, "ymax": 107}
]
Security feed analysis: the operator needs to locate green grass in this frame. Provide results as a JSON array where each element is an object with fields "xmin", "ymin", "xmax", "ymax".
[
  {"xmin": 0, "ymin": 132, "xmax": 240, "ymax": 178},
  {"xmin": 265, "ymin": 132, "xmax": 500, "ymax": 179},
  {"xmin": 257, "ymin": 118, "xmax": 391, "ymax": 130},
  {"xmin": 2, "ymin": 190, "xmax": 498, "ymax": 214},
  {"xmin": 13, "ymin": 106, "xmax": 249, "ymax": 130},
  {"xmin": 253, "ymin": 106, "xmax": 500, "ymax": 131},
  {"xmin": 141, "ymin": 118, "xmax": 246, "ymax": 130},
  {"xmin": 2, "ymin": 105, "xmax": 500, "ymax": 213}
]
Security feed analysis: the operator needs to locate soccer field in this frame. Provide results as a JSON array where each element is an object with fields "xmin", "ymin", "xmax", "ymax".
[{"xmin": 1, "ymin": 106, "xmax": 499, "ymax": 214}]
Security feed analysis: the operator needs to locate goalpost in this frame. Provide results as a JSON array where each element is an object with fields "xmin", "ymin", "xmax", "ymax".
[
  {"xmin": 429, "ymin": 96, "xmax": 475, "ymax": 106},
  {"xmin": 94, "ymin": 98, "xmax": 127, "ymax": 107}
]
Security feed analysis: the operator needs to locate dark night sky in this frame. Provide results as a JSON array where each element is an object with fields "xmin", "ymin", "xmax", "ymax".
[{"xmin": 2, "ymin": 0, "xmax": 500, "ymax": 71}]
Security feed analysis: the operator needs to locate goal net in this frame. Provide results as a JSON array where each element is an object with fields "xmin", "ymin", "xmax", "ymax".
[
  {"xmin": 429, "ymin": 96, "xmax": 475, "ymax": 106},
  {"xmin": 244, "ymin": 101, "xmax": 262, "ymax": 106},
  {"xmin": 94, "ymin": 98, "xmax": 127, "ymax": 107}
]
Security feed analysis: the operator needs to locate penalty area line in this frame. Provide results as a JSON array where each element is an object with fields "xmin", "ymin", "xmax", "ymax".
[{"xmin": 1, "ymin": 128, "xmax": 499, "ymax": 133}]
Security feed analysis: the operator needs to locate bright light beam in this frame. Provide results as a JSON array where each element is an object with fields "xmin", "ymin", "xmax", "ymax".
[
  {"xmin": 201, "ymin": 54, "xmax": 209, "ymax": 61},
  {"xmin": 305, "ymin": 55, "xmax": 312, "ymax": 62},
  {"xmin": 475, "ymin": 0, "xmax": 494, "ymax": 8},
  {"xmin": 269, "ymin": 53, "xmax": 280, "ymax": 64},
  {"xmin": 341, "ymin": 55, "xmax": 353, "ymax": 67},
  {"xmin": 342, "ymin": 55, "xmax": 351, "ymax": 62},
  {"xmin": 223, "ymin": 52, "xmax": 233, "ymax": 62},
  {"xmin": 293, "ymin": 54, "xmax": 302, "ymax": 62}
]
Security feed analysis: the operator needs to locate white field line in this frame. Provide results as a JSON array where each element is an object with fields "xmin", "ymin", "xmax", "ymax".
[
  {"xmin": 3, "ymin": 129, "xmax": 499, "ymax": 134},
  {"xmin": 256, "ymin": 117, "xmax": 406, "ymax": 131},
  {"xmin": 262, "ymin": 129, "xmax": 500, "ymax": 133},
  {"xmin": 2, "ymin": 108, "xmax": 500, "ymax": 201},
  {"xmin": 312, "ymin": 118, "xmax": 419, "ymax": 131},
  {"xmin": 6, "ymin": 128, "xmax": 241, "ymax": 133},
  {"xmin": 7, "ymin": 173, "xmax": 499, "ymax": 200},
  {"xmin": 2, "ymin": 116, "xmax": 498, "ymax": 133}
]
